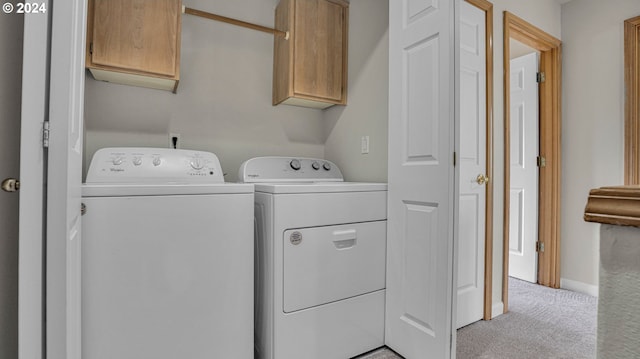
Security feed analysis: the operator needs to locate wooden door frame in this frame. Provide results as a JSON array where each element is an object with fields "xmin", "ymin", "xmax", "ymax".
[
  {"xmin": 624, "ymin": 15, "xmax": 640, "ymax": 185},
  {"xmin": 463, "ymin": 0, "xmax": 494, "ymax": 321},
  {"xmin": 503, "ymin": 12, "xmax": 562, "ymax": 312}
]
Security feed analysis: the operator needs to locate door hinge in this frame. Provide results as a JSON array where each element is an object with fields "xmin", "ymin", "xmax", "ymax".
[
  {"xmin": 536, "ymin": 72, "xmax": 546, "ymax": 83},
  {"xmin": 42, "ymin": 121, "xmax": 50, "ymax": 148},
  {"xmin": 453, "ymin": 152, "xmax": 457, "ymax": 166},
  {"xmin": 536, "ymin": 241, "xmax": 545, "ymax": 252},
  {"xmin": 537, "ymin": 155, "xmax": 546, "ymax": 168}
]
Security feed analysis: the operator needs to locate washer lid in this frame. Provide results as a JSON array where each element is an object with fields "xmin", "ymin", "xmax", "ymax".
[
  {"xmin": 82, "ymin": 183, "xmax": 254, "ymax": 197},
  {"xmin": 254, "ymin": 182, "xmax": 387, "ymax": 194}
]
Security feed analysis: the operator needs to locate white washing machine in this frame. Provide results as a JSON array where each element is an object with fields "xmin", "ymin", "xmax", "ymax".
[
  {"xmin": 239, "ymin": 156, "xmax": 387, "ymax": 359},
  {"xmin": 81, "ymin": 147, "xmax": 254, "ymax": 359}
]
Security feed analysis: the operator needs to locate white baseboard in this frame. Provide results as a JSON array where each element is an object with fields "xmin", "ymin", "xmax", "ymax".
[
  {"xmin": 560, "ymin": 277, "xmax": 599, "ymax": 297},
  {"xmin": 491, "ymin": 302, "xmax": 504, "ymax": 319}
]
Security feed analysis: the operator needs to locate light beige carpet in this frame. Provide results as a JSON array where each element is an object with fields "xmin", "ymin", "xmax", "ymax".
[
  {"xmin": 457, "ymin": 277, "xmax": 597, "ymax": 358},
  {"xmin": 354, "ymin": 347, "xmax": 402, "ymax": 359},
  {"xmin": 354, "ymin": 278, "xmax": 596, "ymax": 359}
]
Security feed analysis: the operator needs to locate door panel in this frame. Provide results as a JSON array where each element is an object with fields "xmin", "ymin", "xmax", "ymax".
[
  {"xmin": 91, "ymin": 0, "xmax": 180, "ymax": 77},
  {"xmin": 508, "ymin": 52, "xmax": 539, "ymax": 283},
  {"xmin": 1, "ymin": 11, "xmax": 24, "ymax": 359},
  {"xmin": 386, "ymin": 0, "xmax": 456, "ymax": 357},
  {"xmin": 283, "ymin": 221, "xmax": 386, "ymax": 313},
  {"xmin": 19, "ymin": 8, "xmax": 51, "ymax": 358},
  {"xmin": 46, "ymin": 1, "xmax": 87, "ymax": 358},
  {"xmin": 457, "ymin": 0, "xmax": 486, "ymax": 329}
]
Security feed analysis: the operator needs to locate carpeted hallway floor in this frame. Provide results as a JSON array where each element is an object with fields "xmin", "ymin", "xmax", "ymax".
[
  {"xmin": 356, "ymin": 277, "xmax": 597, "ymax": 359},
  {"xmin": 457, "ymin": 277, "xmax": 597, "ymax": 358}
]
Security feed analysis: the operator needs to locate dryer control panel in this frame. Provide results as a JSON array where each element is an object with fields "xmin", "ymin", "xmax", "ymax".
[
  {"xmin": 238, "ymin": 156, "xmax": 343, "ymax": 183},
  {"xmin": 86, "ymin": 147, "xmax": 224, "ymax": 183}
]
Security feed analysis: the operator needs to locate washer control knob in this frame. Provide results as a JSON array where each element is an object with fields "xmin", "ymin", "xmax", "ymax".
[
  {"xmin": 132, "ymin": 157, "xmax": 142, "ymax": 166},
  {"xmin": 311, "ymin": 161, "xmax": 320, "ymax": 170},
  {"xmin": 152, "ymin": 157, "xmax": 161, "ymax": 166},
  {"xmin": 112, "ymin": 157, "xmax": 124, "ymax": 165},
  {"xmin": 190, "ymin": 158, "xmax": 204, "ymax": 170},
  {"xmin": 322, "ymin": 162, "xmax": 332, "ymax": 171},
  {"xmin": 290, "ymin": 159, "xmax": 301, "ymax": 171}
]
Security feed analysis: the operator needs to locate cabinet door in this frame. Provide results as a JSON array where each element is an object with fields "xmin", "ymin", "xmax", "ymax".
[
  {"xmin": 91, "ymin": 0, "xmax": 180, "ymax": 77},
  {"xmin": 293, "ymin": 0, "xmax": 346, "ymax": 101}
]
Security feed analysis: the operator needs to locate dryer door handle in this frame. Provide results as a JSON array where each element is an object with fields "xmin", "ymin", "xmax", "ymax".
[{"xmin": 332, "ymin": 229, "xmax": 357, "ymax": 249}]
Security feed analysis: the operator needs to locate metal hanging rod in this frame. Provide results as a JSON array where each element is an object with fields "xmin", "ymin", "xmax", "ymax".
[{"xmin": 182, "ymin": 6, "xmax": 289, "ymax": 40}]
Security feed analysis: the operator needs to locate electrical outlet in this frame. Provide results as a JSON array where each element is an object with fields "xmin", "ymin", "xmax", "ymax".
[
  {"xmin": 169, "ymin": 133, "xmax": 181, "ymax": 149},
  {"xmin": 361, "ymin": 136, "xmax": 370, "ymax": 154}
]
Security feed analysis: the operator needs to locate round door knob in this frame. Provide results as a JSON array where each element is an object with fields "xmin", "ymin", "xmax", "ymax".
[
  {"xmin": 476, "ymin": 174, "xmax": 489, "ymax": 185},
  {"xmin": 1, "ymin": 178, "xmax": 20, "ymax": 192}
]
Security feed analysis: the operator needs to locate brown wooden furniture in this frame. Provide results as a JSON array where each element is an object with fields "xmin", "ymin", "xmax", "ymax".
[
  {"xmin": 273, "ymin": 0, "xmax": 349, "ymax": 109},
  {"xmin": 85, "ymin": 0, "xmax": 182, "ymax": 93}
]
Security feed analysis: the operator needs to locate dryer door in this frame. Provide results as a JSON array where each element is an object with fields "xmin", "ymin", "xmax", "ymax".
[{"xmin": 283, "ymin": 221, "xmax": 386, "ymax": 313}]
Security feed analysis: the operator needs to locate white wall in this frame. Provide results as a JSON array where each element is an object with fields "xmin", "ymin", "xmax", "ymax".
[
  {"xmin": 84, "ymin": 0, "xmax": 325, "ymax": 181},
  {"xmin": 323, "ymin": 0, "xmax": 389, "ymax": 183},
  {"xmin": 0, "ymin": 11, "xmax": 23, "ymax": 359},
  {"xmin": 560, "ymin": 0, "xmax": 640, "ymax": 294}
]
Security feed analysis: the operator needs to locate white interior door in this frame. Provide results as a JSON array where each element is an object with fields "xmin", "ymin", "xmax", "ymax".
[
  {"xmin": 508, "ymin": 52, "xmax": 539, "ymax": 283},
  {"xmin": 457, "ymin": 0, "xmax": 486, "ymax": 329},
  {"xmin": 386, "ymin": 0, "xmax": 456, "ymax": 358},
  {"xmin": 0, "ymin": 12, "xmax": 23, "ymax": 359},
  {"xmin": 19, "ymin": 8, "xmax": 51, "ymax": 358},
  {"xmin": 45, "ymin": 1, "xmax": 87, "ymax": 358}
]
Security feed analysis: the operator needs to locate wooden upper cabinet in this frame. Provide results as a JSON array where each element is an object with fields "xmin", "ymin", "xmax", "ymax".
[
  {"xmin": 86, "ymin": 0, "xmax": 182, "ymax": 93},
  {"xmin": 273, "ymin": 0, "xmax": 349, "ymax": 109}
]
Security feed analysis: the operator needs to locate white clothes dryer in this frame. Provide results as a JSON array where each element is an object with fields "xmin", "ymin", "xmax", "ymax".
[
  {"xmin": 239, "ymin": 156, "xmax": 388, "ymax": 359},
  {"xmin": 82, "ymin": 148, "xmax": 254, "ymax": 359}
]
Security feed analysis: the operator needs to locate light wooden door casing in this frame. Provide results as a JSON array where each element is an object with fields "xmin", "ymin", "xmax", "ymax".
[
  {"xmin": 508, "ymin": 52, "xmax": 539, "ymax": 283},
  {"xmin": 386, "ymin": 0, "xmax": 456, "ymax": 357},
  {"xmin": 457, "ymin": 0, "xmax": 486, "ymax": 329},
  {"xmin": 89, "ymin": 0, "xmax": 180, "ymax": 77},
  {"xmin": 273, "ymin": 0, "xmax": 348, "ymax": 108}
]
